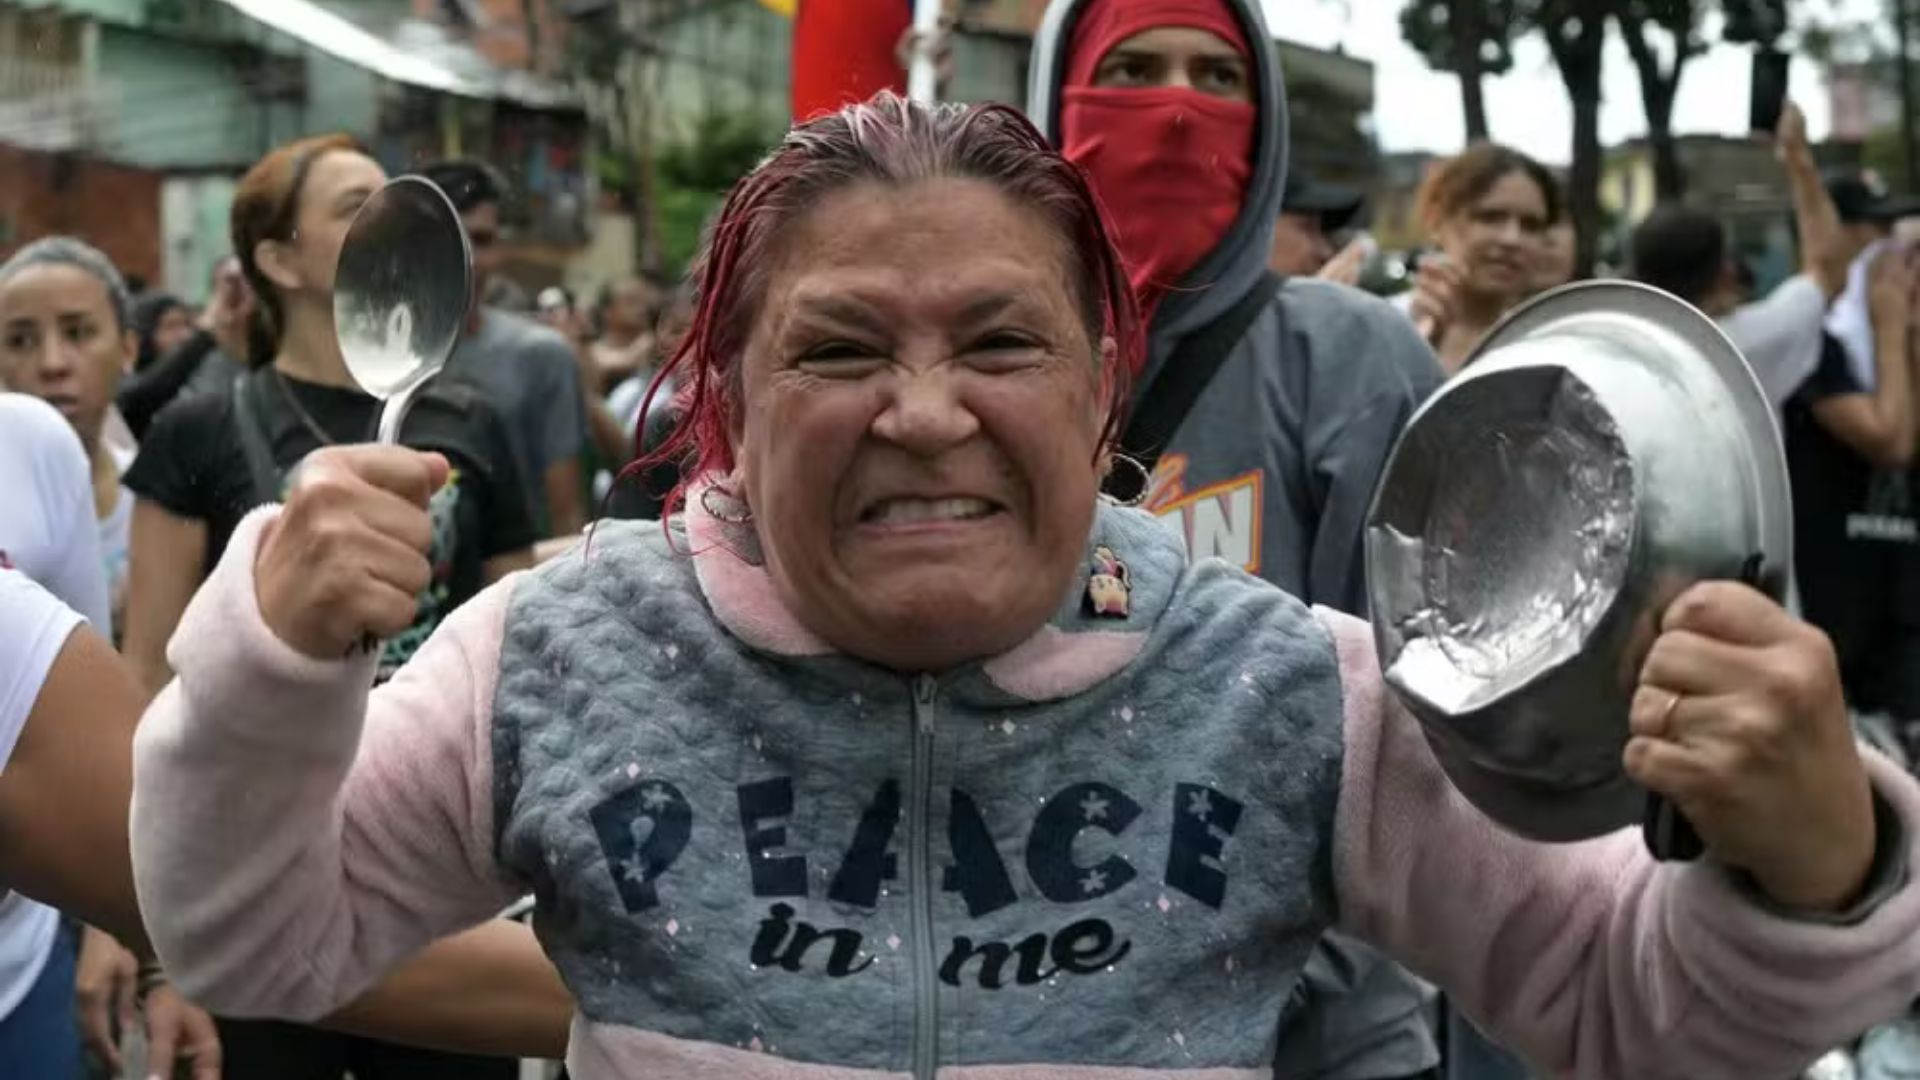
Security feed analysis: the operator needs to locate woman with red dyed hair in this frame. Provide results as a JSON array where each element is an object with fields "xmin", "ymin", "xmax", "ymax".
[{"xmin": 131, "ymin": 93, "xmax": 1920, "ymax": 1080}]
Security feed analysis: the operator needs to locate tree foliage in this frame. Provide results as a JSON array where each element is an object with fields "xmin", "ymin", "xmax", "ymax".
[
  {"xmin": 1720, "ymin": 0, "xmax": 1789, "ymax": 45},
  {"xmin": 1614, "ymin": 0, "xmax": 1709, "ymax": 199},
  {"xmin": 1399, "ymin": 0, "xmax": 1521, "ymax": 140},
  {"xmin": 654, "ymin": 112, "xmax": 779, "ymax": 276},
  {"xmin": 1398, "ymin": 0, "xmax": 1831, "ymax": 274},
  {"xmin": 657, "ymin": 112, "xmax": 778, "ymax": 191},
  {"xmin": 1529, "ymin": 0, "xmax": 1611, "ymax": 277}
]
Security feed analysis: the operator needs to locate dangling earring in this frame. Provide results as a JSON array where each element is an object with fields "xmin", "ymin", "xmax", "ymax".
[
  {"xmin": 699, "ymin": 484, "xmax": 753, "ymax": 525},
  {"xmin": 1100, "ymin": 453, "xmax": 1153, "ymax": 509}
]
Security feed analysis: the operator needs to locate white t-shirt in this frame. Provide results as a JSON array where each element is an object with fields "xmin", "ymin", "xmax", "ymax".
[
  {"xmin": 0, "ymin": 571, "xmax": 81, "ymax": 773},
  {"xmin": 0, "ymin": 393, "xmax": 109, "ymax": 1019},
  {"xmin": 1826, "ymin": 242, "xmax": 1887, "ymax": 393},
  {"xmin": 0, "ymin": 395, "xmax": 110, "ymax": 630},
  {"xmin": 1720, "ymin": 274, "xmax": 1830, "ymax": 409}
]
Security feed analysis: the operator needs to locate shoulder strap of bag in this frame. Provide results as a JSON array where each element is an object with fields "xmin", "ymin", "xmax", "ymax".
[
  {"xmin": 1111, "ymin": 271, "xmax": 1285, "ymax": 499},
  {"xmin": 230, "ymin": 370, "xmax": 285, "ymax": 505}
]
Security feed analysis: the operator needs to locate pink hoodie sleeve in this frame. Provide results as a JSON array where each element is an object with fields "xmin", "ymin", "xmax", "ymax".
[
  {"xmin": 1318, "ymin": 607, "xmax": 1920, "ymax": 1079},
  {"xmin": 131, "ymin": 508, "xmax": 527, "ymax": 1021}
]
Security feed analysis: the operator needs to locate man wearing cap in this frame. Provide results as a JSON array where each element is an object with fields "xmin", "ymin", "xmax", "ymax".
[
  {"xmin": 1271, "ymin": 173, "xmax": 1366, "ymax": 277},
  {"xmin": 1830, "ymin": 175, "xmax": 1917, "ymax": 250}
]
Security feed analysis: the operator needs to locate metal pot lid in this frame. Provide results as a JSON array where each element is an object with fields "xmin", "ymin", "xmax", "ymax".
[
  {"xmin": 1466, "ymin": 280, "xmax": 1793, "ymax": 577},
  {"xmin": 1366, "ymin": 281, "xmax": 1793, "ymax": 840}
]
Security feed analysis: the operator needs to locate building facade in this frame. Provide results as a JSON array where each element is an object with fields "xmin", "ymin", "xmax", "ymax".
[{"xmin": 0, "ymin": 0, "xmax": 587, "ymax": 300}]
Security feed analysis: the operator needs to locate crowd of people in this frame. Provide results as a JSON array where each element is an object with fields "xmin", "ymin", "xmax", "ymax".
[{"xmin": 3, "ymin": 0, "xmax": 1920, "ymax": 1078}]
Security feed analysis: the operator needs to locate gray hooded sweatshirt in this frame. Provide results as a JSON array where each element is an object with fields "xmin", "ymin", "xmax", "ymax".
[{"xmin": 1030, "ymin": 2, "xmax": 1446, "ymax": 1076}]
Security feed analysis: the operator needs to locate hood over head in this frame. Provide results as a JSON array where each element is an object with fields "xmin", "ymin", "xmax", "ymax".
[{"xmin": 1029, "ymin": 0, "xmax": 1290, "ymax": 347}]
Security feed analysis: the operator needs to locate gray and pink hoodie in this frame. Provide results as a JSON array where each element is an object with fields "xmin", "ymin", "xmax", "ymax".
[{"xmin": 132, "ymin": 496, "xmax": 1920, "ymax": 1079}]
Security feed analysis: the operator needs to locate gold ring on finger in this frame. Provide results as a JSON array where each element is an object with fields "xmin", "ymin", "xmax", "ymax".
[{"xmin": 1659, "ymin": 689, "xmax": 1683, "ymax": 732}]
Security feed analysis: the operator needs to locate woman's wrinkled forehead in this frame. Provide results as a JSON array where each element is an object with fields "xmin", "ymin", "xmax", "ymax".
[
  {"xmin": 1064, "ymin": 0, "xmax": 1250, "ymax": 85},
  {"xmin": 750, "ymin": 178, "xmax": 1094, "ymax": 342}
]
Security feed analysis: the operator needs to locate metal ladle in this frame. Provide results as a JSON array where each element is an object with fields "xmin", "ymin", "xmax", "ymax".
[{"xmin": 333, "ymin": 175, "xmax": 472, "ymax": 445}]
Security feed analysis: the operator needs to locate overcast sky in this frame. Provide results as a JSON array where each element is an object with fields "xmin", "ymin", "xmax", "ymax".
[{"xmin": 1260, "ymin": 0, "xmax": 1882, "ymax": 163}]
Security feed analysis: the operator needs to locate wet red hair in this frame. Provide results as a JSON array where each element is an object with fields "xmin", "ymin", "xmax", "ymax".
[{"xmin": 624, "ymin": 91, "xmax": 1141, "ymax": 517}]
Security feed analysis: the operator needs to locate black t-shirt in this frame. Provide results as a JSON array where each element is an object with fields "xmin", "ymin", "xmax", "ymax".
[
  {"xmin": 125, "ymin": 368, "xmax": 537, "ymax": 676},
  {"xmin": 116, "ymin": 329, "xmax": 240, "ymax": 440},
  {"xmin": 1786, "ymin": 332, "xmax": 1920, "ymax": 716}
]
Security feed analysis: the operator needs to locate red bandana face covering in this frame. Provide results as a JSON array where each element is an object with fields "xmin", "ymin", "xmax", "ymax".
[{"xmin": 1061, "ymin": 86, "xmax": 1255, "ymax": 317}]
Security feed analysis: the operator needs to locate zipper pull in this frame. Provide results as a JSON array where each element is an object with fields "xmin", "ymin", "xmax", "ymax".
[{"xmin": 913, "ymin": 675, "xmax": 937, "ymax": 730}]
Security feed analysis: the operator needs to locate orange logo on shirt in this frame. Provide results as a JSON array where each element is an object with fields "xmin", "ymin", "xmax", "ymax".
[{"xmin": 1143, "ymin": 455, "xmax": 1263, "ymax": 573}]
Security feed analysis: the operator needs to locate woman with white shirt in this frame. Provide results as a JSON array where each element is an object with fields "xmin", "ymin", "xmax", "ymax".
[
  {"xmin": 0, "ymin": 239, "xmax": 142, "ymax": 641},
  {"xmin": 0, "ymin": 393, "xmax": 125, "ymax": 1077}
]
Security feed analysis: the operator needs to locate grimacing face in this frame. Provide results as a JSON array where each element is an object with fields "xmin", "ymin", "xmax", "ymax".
[
  {"xmin": 0, "ymin": 262, "xmax": 137, "ymax": 450},
  {"xmin": 732, "ymin": 177, "xmax": 1113, "ymax": 673}
]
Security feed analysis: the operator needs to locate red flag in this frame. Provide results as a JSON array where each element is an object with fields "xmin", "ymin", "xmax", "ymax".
[{"xmin": 791, "ymin": 0, "xmax": 913, "ymax": 122}]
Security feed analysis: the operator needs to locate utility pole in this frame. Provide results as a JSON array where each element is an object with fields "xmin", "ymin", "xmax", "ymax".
[
  {"xmin": 1900, "ymin": 0, "xmax": 1918, "ymax": 187},
  {"xmin": 906, "ymin": 0, "xmax": 942, "ymax": 103}
]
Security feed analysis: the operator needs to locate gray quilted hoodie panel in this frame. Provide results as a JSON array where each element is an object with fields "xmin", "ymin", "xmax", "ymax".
[{"xmin": 489, "ymin": 504, "xmax": 1346, "ymax": 1070}]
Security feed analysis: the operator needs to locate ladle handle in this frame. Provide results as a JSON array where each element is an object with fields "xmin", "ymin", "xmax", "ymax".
[{"xmin": 1643, "ymin": 554, "xmax": 1783, "ymax": 863}]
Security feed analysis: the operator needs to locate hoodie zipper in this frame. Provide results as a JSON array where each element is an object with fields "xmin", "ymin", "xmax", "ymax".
[{"xmin": 908, "ymin": 674, "xmax": 939, "ymax": 1080}]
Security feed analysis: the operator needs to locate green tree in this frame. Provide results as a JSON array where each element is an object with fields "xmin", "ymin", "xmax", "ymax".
[
  {"xmin": 1866, "ymin": 120, "xmax": 1913, "ymax": 191},
  {"xmin": 1614, "ymin": 0, "xmax": 1793, "ymax": 201},
  {"xmin": 565, "ymin": 0, "xmax": 718, "ymax": 273},
  {"xmin": 1528, "ymin": 0, "xmax": 1611, "ymax": 277},
  {"xmin": 1614, "ymin": 0, "xmax": 1708, "ymax": 199},
  {"xmin": 1399, "ymin": 0, "xmax": 1520, "ymax": 141},
  {"xmin": 654, "ymin": 112, "xmax": 780, "ymax": 276}
]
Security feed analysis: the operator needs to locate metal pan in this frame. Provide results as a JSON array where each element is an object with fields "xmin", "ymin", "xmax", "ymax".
[{"xmin": 1366, "ymin": 281, "xmax": 1792, "ymax": 842}]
